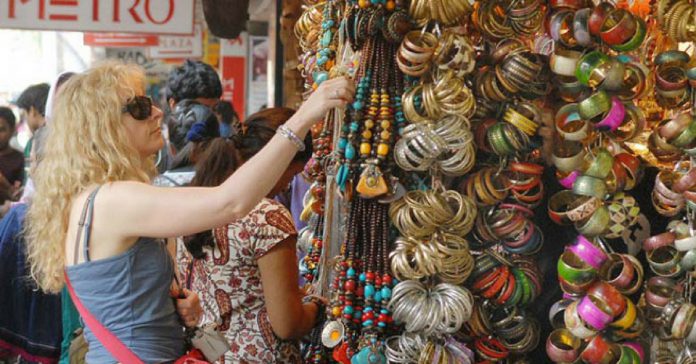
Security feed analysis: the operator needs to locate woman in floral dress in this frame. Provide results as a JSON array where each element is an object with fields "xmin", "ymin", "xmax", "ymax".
[{"xmin": 178, "ymin": 108, "xmax": 322, "ymax": 363}]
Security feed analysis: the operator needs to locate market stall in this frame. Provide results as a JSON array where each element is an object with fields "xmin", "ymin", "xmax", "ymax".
[{"xmin": 293, "ymin": 0, "xmax": 696, "ymax": 362}]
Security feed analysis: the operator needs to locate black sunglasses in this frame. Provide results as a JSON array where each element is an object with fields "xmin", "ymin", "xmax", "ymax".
[{"xmin": 122, "ymin": 95, "xmax": 153, "ymax": 120}]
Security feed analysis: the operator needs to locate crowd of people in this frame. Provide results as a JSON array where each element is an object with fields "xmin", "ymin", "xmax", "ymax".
[{"xmin": 0, "ymin": 60, "xmax": 354, "ymax": 363}]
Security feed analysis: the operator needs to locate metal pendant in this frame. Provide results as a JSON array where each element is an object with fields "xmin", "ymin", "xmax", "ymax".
[
  {"xmin": 321, "ymin": 320, "xmax": 345, "ymax": 348},
  {"xmin": 356, "ymin": 164, "xmax": 388, "ymax": 199}
]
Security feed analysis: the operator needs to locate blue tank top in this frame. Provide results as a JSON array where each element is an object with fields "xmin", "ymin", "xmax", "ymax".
[{"xmin": 65, "ymin": 187, "xmax": 186, "ymax": 364}]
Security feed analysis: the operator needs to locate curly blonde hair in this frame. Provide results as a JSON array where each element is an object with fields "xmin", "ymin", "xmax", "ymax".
[{"xmin": 26, "ymin": 61, "xmax": 157, "ymax": 293}]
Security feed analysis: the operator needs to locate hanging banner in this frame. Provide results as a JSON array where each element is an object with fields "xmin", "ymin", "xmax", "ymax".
[
  {"xmin": 0, "ymin": 0, "xmax": 195, "ymax": 35},
  {"xmin": 149, "ymin": 24, "xmax": 203, "ymax": 59},
  {"xmin": 247, "ymin": 35, "xmax": 269, "ymax": 115},
  {"xmin": 220, "ymin": 33, "xmax": 248, "ymax": 119}
]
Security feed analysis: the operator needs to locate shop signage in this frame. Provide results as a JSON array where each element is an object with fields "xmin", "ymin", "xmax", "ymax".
[
  {"xmin": 220, "ymin": 34, "xmax": 247, "ymax": 118},
  {"xmin": 84, "ymin": 33, "xmax": 159, "ymax": 47},
  {"xmin": 0, "ymin": 0, "xmax": 195, "ymax": 35},
  {"xmin": 149, "ymin": 24, "xmax": 202, "ymax": 59},
  {"xmin": 105, "ymin": 48, "xmax": 151, "ymax": 66}
]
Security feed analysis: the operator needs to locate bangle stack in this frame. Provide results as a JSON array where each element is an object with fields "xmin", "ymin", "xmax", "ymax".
[{"xmin": 296, "ymin": 0, "xmax": 696, "ymax": 362}]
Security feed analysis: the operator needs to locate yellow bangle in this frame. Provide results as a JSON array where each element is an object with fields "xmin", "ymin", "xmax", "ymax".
[{"xmin": 611, "ymin": 298, "xmax": 637, "ymax": 330}]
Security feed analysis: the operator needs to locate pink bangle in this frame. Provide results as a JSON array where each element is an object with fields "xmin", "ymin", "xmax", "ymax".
[
  {"xmin": 499, "ymin": 203, "xmax": 534, "ymax": 217},
  {"xmin": 643, "ymin": 232, "xmax": 676, "ymax": 251},
  {"xmin": 546, "ymin": 329, "xmax": 582, "ymax": 363},
  {"xmin": 655, "ymin": 171, "xmax": 684, "ymax": 201},
  {"xmin": 564, "ymin": 300, "xmax": 597, "ymax": 339},
  {"xmin": 593, "ymin": 97, "xmax": 625, "ymax": 132},
  {"xmin": 602, "ymin": 254, "xmax": 635, "ymax": 289},
  {"xmin": 569, "ymin": 235, "xmax": 608, "ymax": 270},
  {"xmin": 577, "ymin": 295, "xmax": 613, "ymax": 330},
  {"xmin": 504, "ymin": 223, "xmax": 535, "ymax": 248},
  {"xmin": 563, "ymin": 292, "xmax": 580, "ymax": 300},
  {"xmin": 673, "ymin": 168, "xmax": 696, "ymax": 193},
  {"xmin": 622, "ymin": 342, "xmax": 644, "ymax": 363},
  {"xmin": 559, "ymin": 170, "xmax": 580, "ymax": 189},
  {"xmin": 645, "ymin": 277, "xmax": 677, "ymax": 308}
]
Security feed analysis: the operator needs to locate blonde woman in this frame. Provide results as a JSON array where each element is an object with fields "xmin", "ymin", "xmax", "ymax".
[{"xmin": 25, "ymin": 62, "xmax": 353, "ymax": 364}]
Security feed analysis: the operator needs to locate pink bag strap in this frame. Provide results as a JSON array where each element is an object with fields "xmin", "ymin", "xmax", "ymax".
[{"xmin": 64, "ymin": 271, "xmax": 144, "ymax": 364}]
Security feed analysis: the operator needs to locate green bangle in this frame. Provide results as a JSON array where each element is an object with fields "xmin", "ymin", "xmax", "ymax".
[
  {"xmin": 688, "ymin": 67, "xmax": 696, "ymax": 81},
  {"xmin": 599, "ymin": 59, "xmax": 627, "ymax": 91},
  {"xmin": 680, "ymin": 249, "xmax": 696, "ymax": 271},
  {"xmin": 573, "ymin": 175, "xmax": 607, "ymax": 199},
  {"xmin": 558, "ymin": 251, "xmax": 598, "ymax": 284},
  {"xmin": 687, "ymin": 199, "xmax": 696, "ymax": 212},
  {"xmin": 610, "ymin": 17, "xmax": 646, "ymax": 53},
  {"xmin": 488, "ymin": 123, "xmax": 516, "ymax": 156},
  {"xmin": 576, "ymin": 51, "xmax": 610, "ymax": 86},
  {"xmin": 515, "ymin": 269, "xmax": 533, "ymax": 306},
  {"xmin": 584, "ymin": 149, "xmax": 614, "ymax": 179},
  {"xmin": 671, "ymin": 117, "xmax": 696, "ymax": 148},
  {"xmin": 576, "ymin": 205, "xmax": 610, "ymax": 237},
  {"xmin": 578, "ymin": 90, "xmax": 611, "ymax": 120},
  {"xmin": 655, "ymin": 50, "xmax": 690, "ymax": 67},
  {"xmin": 617, "ymin": 345, "xmax": 640, "ymax": 364}
]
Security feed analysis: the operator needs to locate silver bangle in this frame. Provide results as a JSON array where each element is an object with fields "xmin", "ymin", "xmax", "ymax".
[{"xmin": 276, "ymin": 124, "xmax": 305, "ymax": 151}]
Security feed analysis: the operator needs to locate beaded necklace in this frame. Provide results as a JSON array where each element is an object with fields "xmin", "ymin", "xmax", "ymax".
[
  {"xmin": 336, "ymin": 31, "xmax": 402, "ymax": 200},
  {"xmin": 336, "ymin": 37, "xmax": 373, "ymax": 193},
  {"xmin": 323, "ymin": 198, "xmax": 394, "ymax": 363},
  {"xmin": 313, "ymin": 0, "xmax": 338, "ymax": 89}
]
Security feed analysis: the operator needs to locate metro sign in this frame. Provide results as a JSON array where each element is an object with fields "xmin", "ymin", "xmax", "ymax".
[{"xmin": 0, "ymin": 0, "xmax": 195, "ymax": 35}]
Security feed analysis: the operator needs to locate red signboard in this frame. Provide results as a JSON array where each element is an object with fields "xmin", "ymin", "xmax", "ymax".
[
  {"xmin": 221, "ymin": 56, "xmax": 246, "ymax": 120},
  {"xmin": 221, "ymin": 36, "xmax": 247, "ymax": 119},
  {"xmin": 84, "ymin": 33, "xmax": 159, "ymax": 47}
]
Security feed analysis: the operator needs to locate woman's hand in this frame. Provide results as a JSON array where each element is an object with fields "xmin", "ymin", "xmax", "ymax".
[
  {"xmin": 294, "ymin": 77, "xmax": 355, "ymax": 127},
  {"xmin": 173, "ymin": 288, "xmax": 203, "ymax": 328}
]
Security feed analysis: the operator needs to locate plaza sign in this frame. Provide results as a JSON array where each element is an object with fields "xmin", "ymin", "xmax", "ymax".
[
  {"xmin": 0, "ymin": 0, "xmax": 195, "ymax": 35},
  {"xmin": 149, "ymin": 24, "xmax": 202, "ymax": 58}
]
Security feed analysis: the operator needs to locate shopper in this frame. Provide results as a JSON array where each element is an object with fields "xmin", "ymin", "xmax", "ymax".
[
  {"xmin": 14, "ymin": 83, "xmax": 49, "ymax": 176},
  {"xmin": 0, "ymin": 107, "xmax": 23, "ymax": 204},
  {"xmin": 24, "ymin": 61, "xmax": 353, "ymax": 363},
  {"xmin": 166, "ymin": 60, "xmax": 223, "ymax": 169},
  {"xmin": 11, "ymin": 72, "xmax": 76, "ymax": 210},
  {"xmin": 0, "ymin": 126, "xmax": 62, "ymax": 364},
  {"xmin": 213, "ymin": 100, "xmax": 241, "ymax": 138},
  {"xmin": 178, "ymin": 108, "xmax": 317, "ymax": 363}
]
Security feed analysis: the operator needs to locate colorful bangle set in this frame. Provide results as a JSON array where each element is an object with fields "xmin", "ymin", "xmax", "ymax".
[{"xmin": 295, "ymin": 0, "xmax": 695, "ymax": 362}]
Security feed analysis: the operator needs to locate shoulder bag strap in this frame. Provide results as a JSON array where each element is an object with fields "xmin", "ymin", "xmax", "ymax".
[
  {"xmin": 66, "ymin": 185, "xmax": 144, "ymax": 364},
  {"xmin": 64, "ymin": 272, "xmax": 144, "ymax": 364}
]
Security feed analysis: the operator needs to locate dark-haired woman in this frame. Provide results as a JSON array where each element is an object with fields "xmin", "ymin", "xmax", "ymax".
[{"xmin": 177, "ymin": 108, "xmax": 321, "ymax": 363}]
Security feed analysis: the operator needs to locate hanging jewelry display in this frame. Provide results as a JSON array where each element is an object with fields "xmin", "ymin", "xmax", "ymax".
[
  {"xmin": 300, "ymin": 0, "xmax": 414, "ymax": 363},
  {"xmin": 294, "ymin": 0, "xmax": 696, "ymax": 363},
  {"xmin": 296, "ymin": 1, "xmax": 345, "ymax": 362},
  {"xmin": 543, "ymin": 0, "xmax": 695, "ymax": 362}
]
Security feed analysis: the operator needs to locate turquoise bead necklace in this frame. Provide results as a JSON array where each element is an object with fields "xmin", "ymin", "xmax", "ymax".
[
  {"xmin": 336, "ymin": 38, "xmax": 375, "ymax": 192},
  {"xmin": 313, "ymin": 0, "xmax": 337, "ymax": 88}
]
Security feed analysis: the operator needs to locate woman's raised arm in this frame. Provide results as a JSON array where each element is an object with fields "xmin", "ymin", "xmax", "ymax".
[{"xmin": 102, "ymin": 77, "xmax": 353, "ymax": 239}]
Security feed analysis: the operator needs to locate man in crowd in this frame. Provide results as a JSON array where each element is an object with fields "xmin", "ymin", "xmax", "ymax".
[
  {"xmin": 14, "ymin": 83, "xmax": 49, "ymax": 180},
  {"xmin": 0, "ymin": 107, "xmax": 23, "ymax": 204},
  {"xmin": 155, "ymin": 60, "xmax": 223, "ymax": 186}
]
